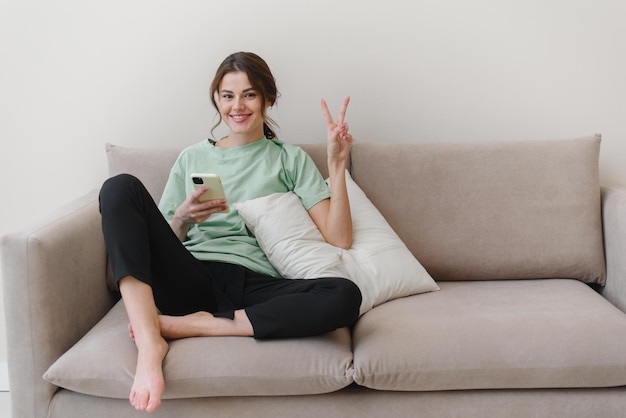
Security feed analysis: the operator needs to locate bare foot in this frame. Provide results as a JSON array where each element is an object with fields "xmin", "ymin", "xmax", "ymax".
[
  {"xmin": 129, "ymin": 335, "xmax": 169, "ymax": 412},
  {"xmin": 158, "ymin": 311, "xmax": 219, "ymax": 339},
  {"xmin": 129, "ymin": 310, "xmax": 253, "ymax": 342},
  {"xmin": 125, "ymin": 309, "xmax": 251, "ymax": 412},
  {"xmin": 159, "ymin": 311, "xmax": 253, "ymax": 339}
]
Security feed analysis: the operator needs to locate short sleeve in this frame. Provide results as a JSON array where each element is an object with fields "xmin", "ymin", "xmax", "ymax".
[
  {"xmin": 281, "ymin": 144, "xmax": 330, "ymax": 210},
  {"xmin": 158, "ymin": 155, "xmax": 188, "ymax": 222}
]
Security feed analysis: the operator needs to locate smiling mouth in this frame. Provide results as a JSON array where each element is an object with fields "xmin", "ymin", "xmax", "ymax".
[{"xmin": 230, "ymin": 114, "xmax": 250, "ymax": 122}]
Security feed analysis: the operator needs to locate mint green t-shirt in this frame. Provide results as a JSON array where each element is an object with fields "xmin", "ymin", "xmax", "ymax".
[{"xmin": 158, "ymin": 138, "xmax": 331, "ymax": 277}]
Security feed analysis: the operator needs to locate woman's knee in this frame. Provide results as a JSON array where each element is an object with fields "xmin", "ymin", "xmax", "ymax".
[
  {"xmin": 100, "ymin": 174, "xmax": 141, "ymax": 199},
  {"xmin": 99, "ymin": 174, "xmax": 146, "ymax": 213},
  {"xmin": 339, "ymin": 278, "xmax": 362, "ymax": 305},
  {"xmin": 328, "ymin": 278, "xmax": 362, "ymax": 322}
]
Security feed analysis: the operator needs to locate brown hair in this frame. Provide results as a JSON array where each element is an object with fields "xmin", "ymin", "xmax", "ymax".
[{"xmin": 210, "ymin": 52, "xmax": 280, "ymax": 139}]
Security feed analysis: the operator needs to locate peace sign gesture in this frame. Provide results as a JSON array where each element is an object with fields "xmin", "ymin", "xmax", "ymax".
[{"xmin": 321, "ymin": 96, "xmax": 353, "ymax": 163}]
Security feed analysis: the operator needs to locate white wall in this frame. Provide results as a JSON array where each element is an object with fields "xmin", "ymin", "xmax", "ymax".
[{"xmin": 1, "ymin": 0, "xmax": 625, "ymax": 370}]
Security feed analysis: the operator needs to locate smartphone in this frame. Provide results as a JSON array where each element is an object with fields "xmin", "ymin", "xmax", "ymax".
[{"xmin": 190, "ymin": 173, "xmax": 229, "ymax": 212}]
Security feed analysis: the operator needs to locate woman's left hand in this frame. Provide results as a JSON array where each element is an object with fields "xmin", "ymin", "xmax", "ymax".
[{"xmin": 321, "ymin": 97, "xmax": 353, "ymax": 163}]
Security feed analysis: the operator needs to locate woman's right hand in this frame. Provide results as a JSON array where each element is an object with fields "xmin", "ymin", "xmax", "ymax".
[
  {"xmin": 176, "ymin": 186, "xmax": 228, "ymax": 224},
  {"xmin": 170, "ymin": 187, "xmax": 228, "ymax": 240}
]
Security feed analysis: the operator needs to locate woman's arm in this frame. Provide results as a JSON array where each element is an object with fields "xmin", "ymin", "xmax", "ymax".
[{"xmin": 308, "ymin": 97, "xmax": 354, "ymax": 249}]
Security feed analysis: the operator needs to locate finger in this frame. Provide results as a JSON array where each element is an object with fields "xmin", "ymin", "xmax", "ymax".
[
  {"xmin": 191, "ymin": 186, "xmax": 207, "ymax": 201},
  {"xmin": 320, "ymin": 99, "xmax": 335, "ymax": 125},
  {"xmin": 197, "ymin": 198, "xmax": 227, "ymax": 211},
  {"xmin": 209, "ymin": 198, "xmax": 228, "ymax": 208},
  {"xmin": 330, "ymin": 123, "xmax": 345, "ymax": 139},
  {"xmin": 337, "ymin": 122, "xmax": 349, "ymax": 139},
  {"xmin": 336, "ymin": 96, "xmax": 350, "ymax": 125}
]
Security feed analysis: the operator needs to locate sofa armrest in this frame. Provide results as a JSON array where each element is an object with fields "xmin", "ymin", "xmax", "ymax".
[
  {"xmin": 1, "ymin": 190, "xmax": 117, "ymax": 418},
  {"xmin": 600, "ymin": 186, "xmax": 626, "ymax": 312}
]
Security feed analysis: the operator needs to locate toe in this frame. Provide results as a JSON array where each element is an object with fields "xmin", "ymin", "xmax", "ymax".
[{"xmin": 131, "ymin": 389, "xmax": 149, "ymax": 411}]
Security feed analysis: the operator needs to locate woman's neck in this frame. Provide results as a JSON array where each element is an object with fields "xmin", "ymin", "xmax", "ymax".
[{"xmin": 216, "ymin": 133, "xmax": 265, "ymax": 148}]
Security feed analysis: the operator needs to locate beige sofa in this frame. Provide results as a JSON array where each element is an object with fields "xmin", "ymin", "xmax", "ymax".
[{"xmin": 4, "ymin": 134, "xmax": 626, "ymax": 418}]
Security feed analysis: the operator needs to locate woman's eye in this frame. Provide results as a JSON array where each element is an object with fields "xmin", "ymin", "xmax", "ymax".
[
  {"xmin": 222, "ymin": 94, "xmax": 233, "ymax": 100},
  {"xmin": 245, "ymin": 93, "xmax": 256, "ymax": 99}
]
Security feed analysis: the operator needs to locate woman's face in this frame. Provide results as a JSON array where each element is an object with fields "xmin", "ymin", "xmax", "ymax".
[{"xmin": 218, "ymin": 71, "xmax": 268, "ymax": 141}]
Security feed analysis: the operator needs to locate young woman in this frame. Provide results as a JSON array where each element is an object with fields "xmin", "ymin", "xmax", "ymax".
[{"xmin": 98, "ymin": 51, "xmax": 361, "ymax": 413}]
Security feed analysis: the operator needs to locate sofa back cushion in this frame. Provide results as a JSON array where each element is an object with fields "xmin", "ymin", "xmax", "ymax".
[
  {"xmin": 106, "ymin": 143, "xmax": 180, "ymax": 203},
  {"xmin": 350, "ymin": 135, "xmax": 605, "ymax": 284},
  {"xmin": 106, "ymin": 135, "xmax": 606, "ymax": 285}
]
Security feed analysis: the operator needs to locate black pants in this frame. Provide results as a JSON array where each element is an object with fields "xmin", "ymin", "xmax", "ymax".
[{"xmin": 99, "ymin": 174, "xmax": 361, "ymax": 339}]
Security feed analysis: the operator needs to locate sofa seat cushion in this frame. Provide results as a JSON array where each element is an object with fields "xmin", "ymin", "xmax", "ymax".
[
  {"xmin": 353, "ymin": 279, "xmax": 626, "ymax": 391},
  {"xmin": 44, "ymin": 301, "xmax": 355, "ymax": 399}
]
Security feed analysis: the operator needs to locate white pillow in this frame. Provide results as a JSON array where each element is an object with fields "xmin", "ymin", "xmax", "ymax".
[
  {"xmin": 234, "ymin": 191, "xmax": 346, "ymax": 279},
  {"xmin": 233, "ymin": 172, "xmax": 439, "ymax": 315}
]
